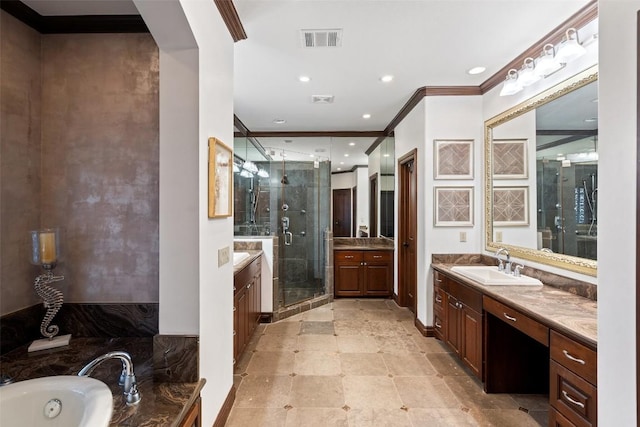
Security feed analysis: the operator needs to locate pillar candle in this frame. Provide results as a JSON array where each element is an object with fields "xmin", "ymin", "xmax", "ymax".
[{"xmin": 39, "ymin": 232, "xmax": 57, "ymax": 264}]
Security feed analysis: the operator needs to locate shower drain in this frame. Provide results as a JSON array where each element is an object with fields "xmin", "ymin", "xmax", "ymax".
[{"xmin": 43, "ymin": 398, "xmax": 62, "ymax": 419}]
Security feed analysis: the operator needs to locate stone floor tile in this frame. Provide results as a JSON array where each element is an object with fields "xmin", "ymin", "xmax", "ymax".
[
  {"xmin": 427, "ymin": 352, "xmax": 471, "ymax": 376},
  {"xmin": 383, "ymin": 353, "xmax": 435, "ymax": 376},
  {"xmin": 257, "ymin": 335, "xmax": 299, "ymax": 352},
  {"xmin": 336, "ymin": 336, "xmax": 379, "ymax": 353},
  {"xmin": 343, "ymin": 376, "xmax": 402, "ymax": 409},
  {"xmin": 407, "ymin": 408, "xmax": 479, "ymax": 426},
  {"xmin": 374, "ymin": 335, "xmax": 421, "ymax": 354},
  {"xmin": 444, "ymin": 377, "xmax": 520, "ymax": 410},
  {"xmin": 304, "ymin": 309, "xmax": 334, "ymax": 321},
  {"xmin": 340, "ymin": 353, "xmax": 388, "ymax": 376},
  {"xmin": 234, "ymin": 348, "xmax": 253, "ymax": 374},
  {"xmin": 297, "ymin": 334, "xmax": 338, "ymax": 352},
  {"xmin": 470, "ymin": 408, "xmax": 546, "ymax": 426},
  {"xmin": 225, "ymin": 407, "xmax": 288, "ymax": 427},
  {"xmin": 284, "ymin": 408, "xmax": 348, "ymax": 427},
  {"xmin": 332, "ymin": 299, "xmax": 360, "ymax": 309},
  {"xmin": 362, "ymin": 309, "xmax": 397, "ymax": 321},
  {"xmin": 412, "ymin": 336, "xmax": 453, "ymax": 354},
  {"xmin": 289, "ymin": 375, "xmax": 345, "ymax": 408},
  {"xmin": 333, "ymin": 308, "xmax": 367, "ymax": 321},
  {"xmin": 300, "ymin": 321, "xmax": 336, "ymax": 335},
  {"xmin": 334, "ymin": 320, "xmax": 372, "ymax": 336},
  {"xmin": 294, "ymin": 351, "xmax": 341, "ymax": 376},
  {"xmin": 234, "ymin": 375, "xmax": 292, "ymax": 408},
  {"xmin": 358, "ymin": 300, "xmax": 391, "ymax": 310},
  {"xmin": 346, "ymin": 408, "xmax": 413, "ymax": 427},
  {"xmin": 393, "ymin": 376, "xmax": 460, "ymax": 408},
  {"xmin": 247, "ymin": 351, "xmax": 296, "ymax": 375},
  {"xmin": 509, "ymin": 394, "xmax": 549, "ymax": 411},
  {"xmin": 265, "ymin": 322, "xmax": 302, "ymax": 335}
]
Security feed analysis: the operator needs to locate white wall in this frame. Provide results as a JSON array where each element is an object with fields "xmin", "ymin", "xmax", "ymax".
[
  {"xmin": 355, "ymin": 166, "xmax": 369, "ymax": 232},
  {"xmin": 598, "ymin": 1, "xmax": 638, "ymax": 424}
]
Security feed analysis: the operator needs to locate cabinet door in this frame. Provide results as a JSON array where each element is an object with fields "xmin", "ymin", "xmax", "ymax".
[
  {"xmin": 247, "ymin": 278, "xmax": 256, "ymax": 336},
  {"xmin": 363, "ymin": 251, "xmax": 392, "ymax": 296},
  {"xmin": 335, "ymin": 251, "xmax": 364, "ymax": 297},
  {"xmin": 461, "ymin": 306, "xmax": 482, "ymax": 379},
  {"xmin": 237, "ymin": 286, "xmax": 249, "ymax": 356},
  {"xmin": 445, "ymin": 294, "xmax": 461, "ymax": 355},
  {"xmin": 254, "ymin": 272, "xmax": 262, "ymax": 325},
  {"xmin": 233, "ymin": 291, "xmax": 240, "ymax": 363}
]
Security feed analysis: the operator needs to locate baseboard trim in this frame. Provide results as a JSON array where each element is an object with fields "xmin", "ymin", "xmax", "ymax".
[
  {"xmin": 259, "ymin": 313, "xmax": 273, "ymax": 323},
  {"xmin": 393, "ymin": 293, "xmax": 399, "ymax": 305},
  {"xmin": 414, "ymin": 317, "xmax": 435, "ymax": 337},
  {"xmin": 213, "ymin": 384, "xmax": 236, "ymax": 427}
]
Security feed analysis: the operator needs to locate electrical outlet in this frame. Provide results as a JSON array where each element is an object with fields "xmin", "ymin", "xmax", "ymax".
[
  {"xmin": 495, "ymin": 231, "xmax": 503, "ymax": 242},
  {"xmin": 459, "ymin": 232, "xmax": 467, "ymax": 242},
  {"xmin": 218, "ymin": 246, "xmax": 230, "ymax": 267}
]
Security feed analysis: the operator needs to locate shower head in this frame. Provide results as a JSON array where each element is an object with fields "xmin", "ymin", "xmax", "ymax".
[{"xmin": 281, "ymin": 174, "xmax": 289, "ymax": 185}]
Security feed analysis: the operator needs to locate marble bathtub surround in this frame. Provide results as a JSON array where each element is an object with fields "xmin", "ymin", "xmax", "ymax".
[
  {"xmin": 0, "ymin": 337, "xmax": 203, "ymax": 426},
  {"xmin": 432, "ymin": 253, "xmax": 596, "ymax": 301},
  {"xmin": 0, "ymin": 303, "xmax": 159, "ymax": 355}
]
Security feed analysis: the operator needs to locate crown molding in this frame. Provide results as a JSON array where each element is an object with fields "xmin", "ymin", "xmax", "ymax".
[{"xmin": 214, "ymin": 0, "xmax": 247, "ymax": 42}]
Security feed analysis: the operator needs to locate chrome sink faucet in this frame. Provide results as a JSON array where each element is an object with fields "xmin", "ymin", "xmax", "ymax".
[
  {"xmin": 495, "ymin": 247, "xmax": 512, "ymax": 274},
  {"xmin": 78, "ymin": 351, "xmax": 141, "ymax": 405}
]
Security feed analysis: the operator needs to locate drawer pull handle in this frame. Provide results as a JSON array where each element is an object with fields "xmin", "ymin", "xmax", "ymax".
[
  {"xmin": 233, "ymin": 307, "xmax": 236, "ymax": 312},
  {"xmin": 457, "ymin": 302, "xmax": 463, "ymax": 309},
  {"xmin": 436, "ymin": 279, "xmax": 443, "ymax": 283},
  {"xmin": 435, "ymin": 296, "xmax": 442, "ymax": 303},
  {"xmin": 247, "ymin": 283, "xmax": 251, "ymax": 289},
  {"xmin": 345, "ymin": 255, "xmax": 354, "ymax": 259},
  {"xmin": 563, "ymin": 350, "xmax": 586, "ymax": 365},
  {"xmin": 562, "ymin": 391, "xmax": 585, "ymax": 409},
  {"xmin": 435, "ymin": 321, "xmax": 442, "ymax": 329},
  {"xmin": 233, "ymin": 286, "xmax": 236, "ymax": 291},
  {"xmin": 503, "ymin": 313, "xmax": 517, "ymax": 322},
  {"xmin": 233, "ymin": 330, "xmax": 236, "ymax": 336},
  {"xmin": 373, "ymin": 255, "xmax": 382, "ymax": 259}
]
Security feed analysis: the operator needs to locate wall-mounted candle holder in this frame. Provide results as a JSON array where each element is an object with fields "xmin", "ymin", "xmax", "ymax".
[{"xmin": 28, "ymin": 228, "xmax": 71, "ymax": 352}]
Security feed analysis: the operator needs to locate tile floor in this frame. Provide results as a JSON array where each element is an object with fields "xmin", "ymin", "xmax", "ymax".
[{"xmin": 227, "ymin": 299, "xmax": 548, "ymax": 426}]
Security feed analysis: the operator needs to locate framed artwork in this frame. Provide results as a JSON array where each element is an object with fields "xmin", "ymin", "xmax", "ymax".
[
  {"xmin": 493, "ymin": 138, "xmax": 528, "ymax": 179},
  {"xmin": 434, "ymin": 187, "xmax": 473, "ymax": 227},
  {"xmin": 208, "ymin": 137, "xmax": 233, "ymax": 218},
  {"xmin": 493, "ymin": 186, "xmax": 529, "ymax": 226},
  {"xmin": 434, "ymin": 139, "xmax": 474, "ymax": 180}
]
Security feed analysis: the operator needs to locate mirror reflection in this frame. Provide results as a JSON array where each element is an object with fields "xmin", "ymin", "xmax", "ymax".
[{"xmin": 485, "ymin": 67, "xmax": 598, "ymax": 275}]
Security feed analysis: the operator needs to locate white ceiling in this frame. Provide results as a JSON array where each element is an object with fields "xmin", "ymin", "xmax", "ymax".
[{"xmin": 21, "ymin": 0, "xmax": 594, "ymax": 171}]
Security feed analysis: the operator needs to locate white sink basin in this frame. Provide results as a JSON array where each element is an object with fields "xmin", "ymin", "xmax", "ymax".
[
  {"xmin": 233, "ymin": 251, "xmax": 251, "ymax": 266},
  {"xmin": 450, "ymin": 266, "xmax": 543, "ymax": 286},
  {"xmin": 0, "ymin": 376, "xmax": 113, "ymax": 427}
]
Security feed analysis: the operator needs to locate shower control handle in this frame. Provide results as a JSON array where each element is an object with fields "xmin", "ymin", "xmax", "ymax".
[{"xmin": 284, "ymin": 231, "xmax": 293, "ymax": 246}]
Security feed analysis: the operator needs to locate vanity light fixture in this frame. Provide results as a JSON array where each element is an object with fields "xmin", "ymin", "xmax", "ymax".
[
  {"xmin": 518, "ymin": 57, "xmax": 541, "ymax": 87},
  {"xmin": 233, "ymin": 163, "xmax": 240, "ymax": 173},
  {"xmin": 555, "ymin": 28, "xmax": 586, "ymax": 64},
  {"xmin": 535, "ymin": 44, "xmax": 563, "ymax": 77},
  {"xmin": 242, "ymin": 160, "xmax": 258, "ymax": 173},
  {"xmin": 499, "ymin": 69, "xmax": 522, "ymax": 96},
  {"xmin": 257, "ymin": 169, "xmax": 269, "ymax": 178},
  {"xmin": 240, "ymin": 169, "xmax": 254, "ymax": 178}
]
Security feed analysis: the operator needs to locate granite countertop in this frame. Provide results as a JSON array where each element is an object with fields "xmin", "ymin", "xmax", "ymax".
[
  {"xmin": 432, "ymin": 263, "xmax": 597, "ymax": 349},
  {"xmin": 0, "ymin": 337, "xmax": 204, "ymax": 426},
  {"xmin": 233, "ymin": 249, "xmax": 262, "ymax": 275},
  {"xmin": 333, "ymin": 237, "xmax": 394, "ymax": 251}
]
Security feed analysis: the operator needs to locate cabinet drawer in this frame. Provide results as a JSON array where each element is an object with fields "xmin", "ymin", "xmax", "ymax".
[
  {"xmin": 550, "ymin": 360, "xmax": 597, "ymax": 427},
  {"xmin": 551, "ymin": 331, "xmax": 597, "ymax": 385},
  {"xmin": 434, "ymin": 286, "xmax": 446, "ymax": 312},
  {"xmin": 549, "ymin": 407, "xmax": 578, "ymax": 427},
  {"xmin": 335, "ymin": 251, "xmax": 363, "ymax": 263},
  {"xmin": 364, "ymin": 250, "xmax": 392, "ymax": 263},
  {"xmin": 451, "ymin": 280, "xmax": 482, "ymax": 313},
  {"xmin": 433, "ymin": 270, "xmax": 450, "ymax": 293},
  {"xmin": 483, "ymin": 296, "xmax": 549, "ymax": 346},
  {"xmin": 433, "ymin": 311, "xmax": 444, "ymax": 340}
]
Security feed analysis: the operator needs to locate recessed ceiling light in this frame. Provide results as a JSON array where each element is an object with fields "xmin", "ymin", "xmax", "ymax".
[
  {"xmin": 299, "ymin": 75, "xmax": 311, "ymax": 83},
  {"xmin": 348, "ymin": 142, "xmax": 356, "ymax": 146},
  {"xmin": 337, "ymin": 167, "xmax": 342, "ymax": 171},
  {"xmin": 467, "ymin": 66, "xmax": 486, "ymax": 75},
  {"xmin": 273, "ymin": 119, "xmax": 286, "ymax": 124},
  {"xmin": 362, "ymin": 114, "xmax": 371, "ymax": 119},
  {"xmin": 340, "ymin": 162, "xmax": 344, "ymax": 165},
  {"xmin": 344, "ymin": 154, "xmax": 349, "ymax": 157},
  {"xmin": 383, "ymin": 153, "xmax": 390, "ymax": 157},
  {"xmin": 380, "ymin": 75, "xmax": 393, "ymax": 83},
  {"xmin": 309, "ymin": 154, "xmax": 315, "ymax": 158}
]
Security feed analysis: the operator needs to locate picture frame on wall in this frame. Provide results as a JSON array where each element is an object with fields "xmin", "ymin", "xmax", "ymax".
[
  {"xmin": 208, "ymin": 137, "xmax": 233, "ymax": 218},
  {"xmin": 434, "ymin": 139, "xmax": 474, "ymax": 180},
  {"xmin": 493, "ymin": 186, "xmax": 529, "ymax": 226},
  {"xmin": 492, "ymin": 138, "xmax": 528, "ymax": 179},
  {"xmin": 434, "ymin": 187, "xmax": 474, "ymax": 227}
]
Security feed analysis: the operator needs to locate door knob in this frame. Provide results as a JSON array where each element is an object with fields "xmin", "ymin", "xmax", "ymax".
[{"xmin": 402, "ymin": 242, "xmax": 409, "ymax": 248}]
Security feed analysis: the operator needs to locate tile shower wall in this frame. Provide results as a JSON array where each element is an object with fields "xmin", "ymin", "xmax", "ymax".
[
  {"xmin": 0, "ymin": 11, "xmax": 160, "ymax": 315},
  {"xmin": 0, "ymin": 12, "xmax": 43, "ymax": 314}
]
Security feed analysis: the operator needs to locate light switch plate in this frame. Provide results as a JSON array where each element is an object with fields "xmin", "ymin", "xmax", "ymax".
[
  {"xmin": 495, "ymin": 231, "xmax": 503, "ymax": 242},
  {"xmin": 218, "ymin": 246, "xmax": 230, "ymax": 267},
  {"xmin": 459, "ymin": 232, "xmax": 467, "ymax": 242}
]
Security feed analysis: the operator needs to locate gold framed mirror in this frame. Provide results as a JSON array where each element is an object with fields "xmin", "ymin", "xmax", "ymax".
[{"xmin": 484, "ymin": 65, "xmax": 598, "ymax": 276}]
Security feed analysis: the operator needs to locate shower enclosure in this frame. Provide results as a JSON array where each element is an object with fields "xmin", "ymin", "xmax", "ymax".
[{"xmin": 233, "ymin": 139, "xmax": 331, "ymax": 309}]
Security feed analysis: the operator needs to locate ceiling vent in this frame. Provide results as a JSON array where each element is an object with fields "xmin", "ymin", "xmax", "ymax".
[
  {"xmin": 311, "ymin": 95, "xmax": 335, "ymax": 104},
  {"xmin": 300, "ymin": 29, "xmax": 342, "ymax": 48}
]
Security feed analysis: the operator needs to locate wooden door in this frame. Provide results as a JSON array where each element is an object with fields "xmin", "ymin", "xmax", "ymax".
[
  {"xmin": 462, "ymin": 306, "xmax": 482, "ymax": 379},
  {"xmin": 398, "ymin": 150, "xmax": 417, "ymax": 314},
  {"xmin": 369, "ymin": 174, "xmax": 378, "ymax": 237},
  {"xmin": 333, "ymin": 189, "xmax": 352, "ymax": 237}
]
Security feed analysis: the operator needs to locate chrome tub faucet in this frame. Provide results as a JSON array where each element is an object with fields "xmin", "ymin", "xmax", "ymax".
[{"xmin": 78, "ymin": 351, "xmax": 141, "ymax": 405}]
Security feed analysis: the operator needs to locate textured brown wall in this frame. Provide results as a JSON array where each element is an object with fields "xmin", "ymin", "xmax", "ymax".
[
  {"xmin": 41, "ymin": 33, "xmax": 159, "ymax": 303},
  {"xmin": 0, "ymin": 12, "xmax": 43, "ymax": 314},
  {"xmin": 0, "ymin": 12, "xmax": 160, "ymax": 314}
]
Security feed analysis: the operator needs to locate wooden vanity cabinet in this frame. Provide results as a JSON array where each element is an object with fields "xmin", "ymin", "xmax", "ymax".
[
  {"xmin": 233, "ymin": 256, "xmax": 262, "ymax": 365},
  {"xmin": 549, "ymin": 331, "xmax": 597, "ymax": 427},
  {"xmin": 433, "ymin": 271, "xmax": 483, "ymax": 379},
  {"xmin": 178, "ymin": 396, "xmax": 202, "ymax": 427},
  {"xmin": 334, "ymin": 250, "xmax": 393, "ymax": 297}
]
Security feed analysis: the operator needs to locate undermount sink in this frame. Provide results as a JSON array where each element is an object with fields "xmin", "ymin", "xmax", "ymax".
[
  {"xmin": 233, "ymin": 251, "xmax": 251, "ymax": 266},
  {"xmin": 450, "ymin": 265, "xmax": 543, "ymax": 286},
  {"xmin": 0, "ymin": 376, "xmax": 113, "ymax": 427}
]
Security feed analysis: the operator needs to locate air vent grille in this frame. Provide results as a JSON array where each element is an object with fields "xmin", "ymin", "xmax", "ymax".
[
  {"xmin": 311, "ymin": 95, "xmax": 335, "ymax": 104},
  {"xmin": 300, "ymin": 29, "xmax": 342, "ymax": 48}
]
